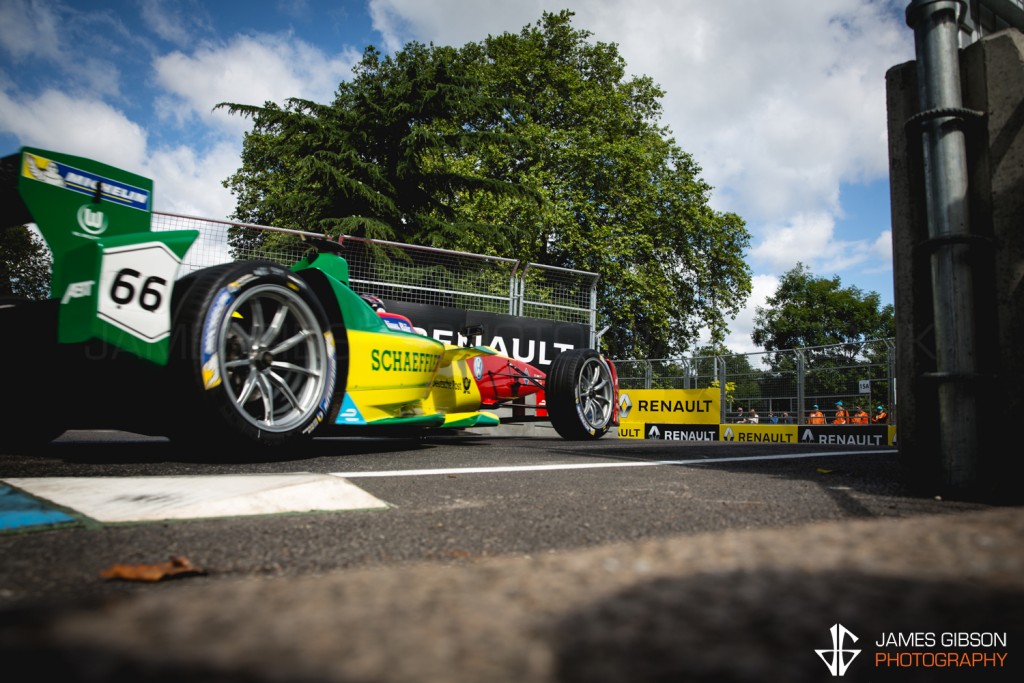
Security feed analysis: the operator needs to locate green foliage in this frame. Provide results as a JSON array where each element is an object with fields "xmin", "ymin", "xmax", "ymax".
[
  {"xmin": 752, "ymin": 262, "xmax": 896, "ymax": 379},
  {"xmin": 218, "ymin": 42, "xmax": 536, "ymax": 252},
  {"xmin": 708, "ymin": 379, "xmax": 737, "ymax": 404},
  {"xmin": 715, "ymin": 352, "xmax": 764, "ymax": 405},
  {"xmin": 465, "ymin": 12, "xmax": 751, "ymax": 358},
  {"xmin": 218, "ymin": 10, "xmax": 752, "ymax": 359},
  {"xmin": 1, "ymin": 226, "xmax": 51, "ymax": 299},
  {"xmin": 753, "ymin": 263, "xmax": 895, "ymax": 347}
]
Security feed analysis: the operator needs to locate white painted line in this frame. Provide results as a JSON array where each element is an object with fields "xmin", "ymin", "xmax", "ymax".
[
  {"xmin": 330, "ymin": 449, "xmax": 897, "ymax": 478},
  {"xmin": 1, "ymin": 473, "xmax": 389, "ymax": 523}
]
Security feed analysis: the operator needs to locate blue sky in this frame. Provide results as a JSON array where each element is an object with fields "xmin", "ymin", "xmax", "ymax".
[{"xmin": 0, "ymin": 0, "xmax": 915, "ymax": 353}]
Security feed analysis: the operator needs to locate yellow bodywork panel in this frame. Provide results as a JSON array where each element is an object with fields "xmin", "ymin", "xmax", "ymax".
[
  {"xmin": 342, "ymin": 332, "xmax": 498, "ymax": 429},
  {"xmin": 344, "ymin": 329, "xmax": 443, "ymax": 418},
  {"xmin": 423, "ymin": 352, "xmax": 484, "ymax": 415}
]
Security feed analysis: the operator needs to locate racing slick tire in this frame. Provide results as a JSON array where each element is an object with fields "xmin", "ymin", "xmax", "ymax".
[
  {"xmin": 546, "ymin": 348, "xmax": 615, "ymax": 440},
  {"xmin": 168, "ymin": 261, "xmax": 339, "ymax": 451}
]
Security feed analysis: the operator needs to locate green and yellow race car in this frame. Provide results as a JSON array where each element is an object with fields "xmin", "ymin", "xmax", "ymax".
[{"xmin": 1, "ymin": 147, "xmax": 618, "ymax": 451}]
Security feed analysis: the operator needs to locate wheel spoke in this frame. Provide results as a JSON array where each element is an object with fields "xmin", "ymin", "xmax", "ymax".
[
  {"xmin": 254, "ymin": 372, "xmax": 278, "ymax": 424},
  {"xmin": 248, "ymin": 299, "xmax": 267, "ymax": 340},
  {"xmin": 229, "ymin": 319, "xmax": 253, "ymax": 348},
  {"xmin": 271, "ymin": 360, "xmax": 318, "ymax": 378},
  {"xmin": 270, "ymin": 329, "xmax": 315, "ymax": 355},
  {"xmin": 576, "ymin": 359, "xmax": 612, "ymax": 428},
  {"xmin": 266, "ymin": 369, "xmax": 302, "ymax": 412},
  {"xmin": 235, "ymin": 369, "xmax": 261, "ymax": 407},
  {"xmin": 259, "ymin": 303, "xmax": 290, "ymax": 347}
]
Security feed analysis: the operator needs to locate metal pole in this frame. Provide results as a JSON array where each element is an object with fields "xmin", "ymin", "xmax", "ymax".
[
  {"xmin": 717, "ymin": 356, "xmax": 727, "ymax": 423},
  {"xmin": 796, "ymin": 350, "xmax": 805, "ymax": 426},
  {"xmin": 905, "ymin": 0, "xmax": 980, "ymax": 491}
]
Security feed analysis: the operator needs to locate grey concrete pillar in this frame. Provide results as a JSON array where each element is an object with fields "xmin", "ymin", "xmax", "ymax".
[{"xmin": 886, "ymin": 29, "xmax": 1024, "ymax": 501}]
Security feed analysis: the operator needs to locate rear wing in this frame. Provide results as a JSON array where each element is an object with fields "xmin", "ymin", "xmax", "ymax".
[{"xmin": 1, "ymin": 147, "xmax": 198, "ymax": 364}]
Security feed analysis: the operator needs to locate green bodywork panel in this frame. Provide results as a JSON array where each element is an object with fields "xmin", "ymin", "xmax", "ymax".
[
  {"xmin": 291, "ymin": 250, "xmax": 390, "ymax": 334},
  {"xmin": 4, "ymin": 147, "xmax": 198, "ymax": 365},
  {"xmin": 368, "ymin": 414, "xmax": 448, "ymax": 429}
]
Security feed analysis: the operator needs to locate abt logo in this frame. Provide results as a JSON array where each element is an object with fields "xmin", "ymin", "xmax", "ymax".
[{"xmin": 816, "ymin": 623, "xmax": 861, "ymax": 676}]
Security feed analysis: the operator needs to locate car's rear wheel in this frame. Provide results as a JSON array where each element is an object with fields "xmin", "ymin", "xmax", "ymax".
[
  {"xmin": 546, "ymin": 348, "xmax": 615, "ymax": 440},
  {"xmin": 169, "ymin": 261, "xmax": 338, "ymax": 450}
]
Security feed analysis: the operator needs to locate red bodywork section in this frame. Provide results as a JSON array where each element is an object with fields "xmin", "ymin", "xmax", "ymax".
[
  {"xmin": 372, "ymin": 306, "xmax": 620, "ymax": 425},
  {"xmin": 473, "ymin": 355, "xmax": 548, "ymax": 417},
  {"xmin": 607, "ymin": 356, "xmax": 620, "ymax": 425}
]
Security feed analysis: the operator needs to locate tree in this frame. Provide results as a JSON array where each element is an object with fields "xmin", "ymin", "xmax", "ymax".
[
  {"xmin": 219, "ymin": 11, "xmax": 751, "ymax": 359},
  {"xmin": 218, "ymin": 42, "xmax": 537, "ymax": 254},
  {"xmin": 752, "ymin": 263, "xmax": 894, "ymax": 354},
  {"xmin": 1, "ymin": 226, "xmax": 51, "ymax": 299},
  {"xmin": 752, "ymin": 261, "xmax": 895, "ymax": 404},
  {"xmin": 465, "ymin": 12, "xmax": 750, "ymax": 358}
]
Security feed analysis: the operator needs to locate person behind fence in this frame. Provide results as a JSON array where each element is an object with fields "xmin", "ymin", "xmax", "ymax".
[
  {"xmin": 851, "ymin": 404, "xmax": 869, "ymax": 424},
  {"xmin": 873, "ymin": 405, "xmax": 888, "ymax": 424},
  {"xmin": 833, "ymin": 400, "xmax": 848, "ymax": 425},
  {"xmin": 736, "ymin": 406, "xmax": 746, "ymax": 423},
  {"xmin": 808, "ymin": 404, "xmax": 825, "ymax": 424},
  {"xmin": 769, "ymin": 411, "xmax": 779, "ymax": 424},
  {"xmin": 747, "ymin": 408, "xmax": 759, "ymax": 424}
]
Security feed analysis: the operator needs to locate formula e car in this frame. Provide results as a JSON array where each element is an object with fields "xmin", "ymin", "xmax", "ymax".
[{"xmin": 1, "ymin": 147, "xmax": 618, "ymax": 451}]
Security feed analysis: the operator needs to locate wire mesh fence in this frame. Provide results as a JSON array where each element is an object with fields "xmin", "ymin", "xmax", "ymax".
[
  {"xmin": 519, "ymin": 262, "xmax": 598, "ymax": 328},
  {"xmin": 613, "ymin": 339, "xmax": 896, "ymax": 426},
  {"xmin": 146, "ymin": 211, "xmax": 896, "ymax": 424},
  {"xmin": 151, "ymin": 211, "xmax": 597, "ymax": 329}
]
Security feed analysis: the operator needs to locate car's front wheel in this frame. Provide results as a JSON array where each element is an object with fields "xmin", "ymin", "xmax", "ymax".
[
  {"xmin": 169, "ymin": 261, "xmax": 338, "ymax": 450},
  {"xmin": 546, "ymin": 348, "xmax": 616, "ymax": 440}
]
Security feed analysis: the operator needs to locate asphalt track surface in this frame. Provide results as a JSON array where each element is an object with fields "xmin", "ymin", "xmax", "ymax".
[{"xmin": 1, "ymin": 428, "xmax": 1022, "ymax": 683}]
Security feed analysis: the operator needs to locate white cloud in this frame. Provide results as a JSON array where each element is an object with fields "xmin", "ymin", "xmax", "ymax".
[
  {"xmin": 716, "ymin": 273, "xmax": 781, "ymax": 355},
  {"xmin": 144, "ymin": 141, "xmax": 240, "ymax": 219},
  {"xmin": 1, "ymin": 0, "xmax": 911, "ymax": 356},
  {"xmin": 370, "ymin": 0, "xmax": 911, "ymax": 345},
  {"xmin": 0, "ymin": 0, "xmax": 369, "ymax": 220},
  {"xmin": 0, "ymin": 89, "xmax": 148, "ymax": 171},
  {"xmin": 0, "ymin": 0, "xmax": 126, "ymax": 99},
  {"xmin": 750, "ymin": 212, "xmax": 836, "ymax": 273},
  {"xmin": 138, "ymin": 0, "xmax": 214, "ymax": 48},
  {"xmin": 868, "ymin": 229, "xmax": 894, "ymax": 270},
  {"xmin": 579, "ymin": 0, "xmax": 909, "ymax": 223},
  {"xmin": 0, "ymin": 0, "xmax": 62, "ymax": 63},
  {"xmin": 152, "ymin": 34, "xmax": 361, "ymax": 136},
  {"xmin": 368, "ymin": 0, "xmax": 545, "ymax": 52},
  {"xmin": 0, "ymin": 86, "xmax": 233, "ymax": 220}
]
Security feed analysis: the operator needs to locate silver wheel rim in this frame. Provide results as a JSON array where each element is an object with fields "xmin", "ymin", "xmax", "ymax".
[
  {"xmin": 216, "ymin": 284, "xmax": 328, "ymax": 433},
  {"xmin": 577, "ymin": 356, "xmax": 614, "ymax": 431}
]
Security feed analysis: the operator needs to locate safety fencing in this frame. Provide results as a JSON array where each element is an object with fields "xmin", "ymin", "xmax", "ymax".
[
  {"xmin": 152, "ymin": 211, "xmax": 895, "ymax": 426},
  {"xmin": 152, "ymin": 212, "xmax": 600, "ymax": 345},
  {"xmin": 613, "ymin": 339, "xmax": 896, "ymax": 426}
]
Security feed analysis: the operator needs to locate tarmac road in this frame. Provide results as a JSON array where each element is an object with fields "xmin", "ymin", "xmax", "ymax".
[{"xmin": 1, "ymin": 428, "xmax": 1022, "ymax": 682}]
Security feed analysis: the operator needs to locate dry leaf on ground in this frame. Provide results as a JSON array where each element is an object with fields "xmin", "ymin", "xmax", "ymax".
[{"xmin": 99, "ymin": 555, "xmax": 206, "ymax": 582}]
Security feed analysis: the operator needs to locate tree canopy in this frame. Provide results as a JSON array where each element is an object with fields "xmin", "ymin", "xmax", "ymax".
[
  {"xmin": 752, "ymin": 262, "xmax": 895, "ymax": 361},
  {"xmin": 1, "ymin": 226, "xmax": 51, "ymax": 299},
  {"xmin": 218, "ymin": 10, "xmax": 751, "ymax": 359}
]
